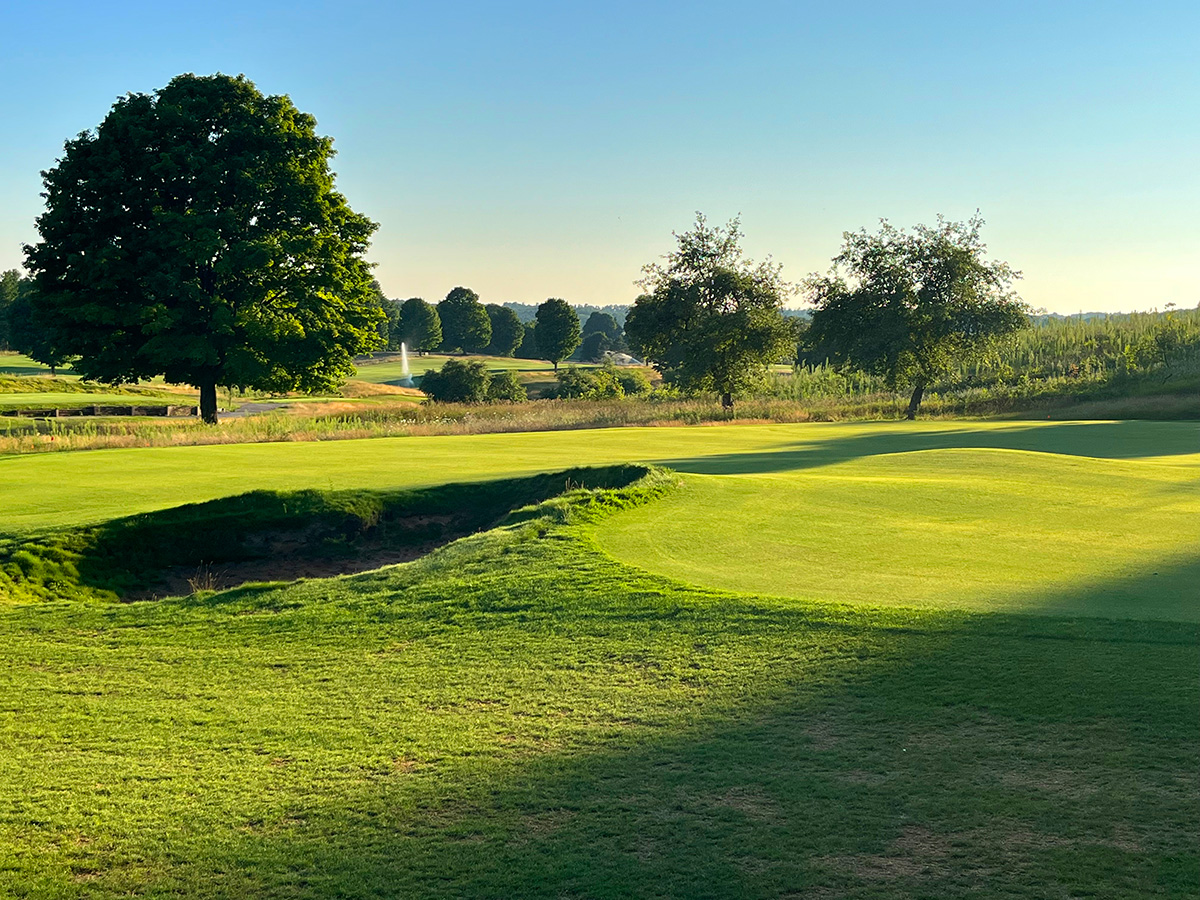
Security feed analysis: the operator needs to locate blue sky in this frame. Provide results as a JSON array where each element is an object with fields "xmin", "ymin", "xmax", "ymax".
[{"xmin": 2, "ymin": 1, "xmax": 1196, "ymax": 313}]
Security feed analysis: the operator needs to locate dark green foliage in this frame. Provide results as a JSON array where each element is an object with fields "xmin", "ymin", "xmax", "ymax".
[
  {"xmin": 23, "ymin": 73, "xmax": 384, "ymax": 423},
  {"xmin": 514, "ymin": 322, "xmax": 541, "ymax": 359},
  {"xmin": 582, "ymin": 311, "xmax": 622, "ymax": 341},
  {"xmin": 419, "ymin": 358, "xmax": 491, "ymax": 402},
  {"xmin": 438, "ymin": 287, "xmax": 492, "ymax": 353},
  {"xmin": 397, "ymin": 298, "xmax": 443, "ymax": 352},
  {"xmin": 580, "ymin": 330, "xmax": 612, "ymax": 362},
  {"xmin": 0, "ymin": 269, "xmax": 21, "ymax": 350},
  {"xmin": 485, "ymin": 304, "xmax": 525, "ymax": 357},
  {"xmin": 5, "ymin": 277, "xmax": 72, "ymax": 372},
  {"xmin": 805, "ymin": 215, "xmax": 1029, "ymax": 418},
  {"xmin": 554, "ymin": 362, "xmax": 645, "ymax": 399},
  {"xmin": 535, "ymin": 298, "xmax": 582, "ymax": 371},
  {"xmin": 486, "ymin": 370, "xmax": 528, "ymax": 402}
]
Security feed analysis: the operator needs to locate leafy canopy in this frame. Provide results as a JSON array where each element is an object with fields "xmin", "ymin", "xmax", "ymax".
[
  {"xmin": 625, "ymin": 214, "xmax": 795, "ymax": 405},
  {"xmin": 437, "ymin": 287, "xmax": 491, "ymax": 353},
  {"xmin": 534, "ymin": 298, "xmax": 582, "ymax": 370},
  {"xmin": 485, "ymin": 304, "xmax": 525, "ymax": 357},
  {"xmin": 397, "ymin": 298, "xmax": 442, "ymax": 352},
  {"xmin": 805, "ymin": 214, "xmax": 1028, "ymax": 417},
  {"xmin": 23, "ymin": 73, "xmax": 384, "ymax": 422}
]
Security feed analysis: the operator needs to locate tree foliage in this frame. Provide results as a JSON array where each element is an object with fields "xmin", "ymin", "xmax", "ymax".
[
  {"xmin": 23, "ymin": 73, "xmax": 384, "ymax": 423},
  {"xmin": 805, "ymin": 214, "xmax": 1028, "ymax": 418},
  {"xmin": 534, "ymin": 298, "xmax": 582, "ymax": 371},
  {"xmin": 419, "ymin": 358, "xmax": 526, "ymax": 403},
  {"xmin": 397, "ymin": 298, "xmax": 442, "ymax": 352},
  {"xmin": 484, "ymin": 304, "xmax": 524, "ymax": 357},
  {"xmin": 625, "ymin": 214, "xmax": 795, "ymax": 408},
  {"xmin": 514, "ymin": 322, "xmax": 541, "ymax": 360},
  {"xmin": 580, "ymin": 330, "xmax": 612, "ymax": 362},
  {"xmin": 437, "ymin": 287, "xmax": 491, "ymax": 353},
  {"xmin": 582, "ymin": 311, "xmax": 621, "ymax": 341}
]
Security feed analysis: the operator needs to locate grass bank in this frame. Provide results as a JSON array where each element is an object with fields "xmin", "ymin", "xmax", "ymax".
[{"xmin": 0, "ymin": 467, "xmax": 1195, "ymax": 898}]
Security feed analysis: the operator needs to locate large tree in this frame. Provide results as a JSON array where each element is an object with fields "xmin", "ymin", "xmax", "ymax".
[
  {"xmin": 23, "ymin": 74, "xmax": 384, "ymax": 423},
  {"xmin": 437, "ymin": 287, "xmax": 491, "ymax": 353},
  {"xmin": 805, "ymin": 215, "xmax": 1028, "ymax": 418},
  {"xmin": 534, "ymin": 298, "xmax": 582, "ymax": 371},
  {"xmin": 396, "ymin": 297, "xmax": 442, "ymax": 352},
  {"xmin": 625, "ymin": 214, "xmax": 795, "ymax": 409},
  {"xmin": 484, "ymin": 303, "xmax": 524, "ymax": 356}
]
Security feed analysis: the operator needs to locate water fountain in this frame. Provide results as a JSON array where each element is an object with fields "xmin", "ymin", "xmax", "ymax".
[{"xmin": 399, "ymin": 342, "xmax": 414, "ymax": 387}]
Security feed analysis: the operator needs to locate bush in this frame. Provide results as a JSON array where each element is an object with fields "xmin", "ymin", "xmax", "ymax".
[
  {"xmin": 554, "ymin": 363, "xmax": 627, "ymax": 400},
  {"xmin": 487, "ymin": 370, "xmax": 527, "ymax": 402},
  {"xmin": 616, "ymin": 367, "xmax": 652, "ymax": 396},
  {"xmin": 420, "ymin": 359, "xmax": 490, "ymax": 403}
]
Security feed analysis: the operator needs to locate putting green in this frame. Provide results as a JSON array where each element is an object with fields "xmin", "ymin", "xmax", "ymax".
[{"xmin": 597, "ymin": 446, "xmax": 1200, "ymax": 621}]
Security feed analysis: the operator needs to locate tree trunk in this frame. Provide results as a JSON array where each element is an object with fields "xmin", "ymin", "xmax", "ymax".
[
  {"xmin": 905, "ymin": 381, "xmax": 925, "ymax": 420},
  {"xmin": 553, "ymin": 360, "xmax": 558, "ymax": 372},
  {"xmin": 199, "ymin": 379, "xmax": 218, "ymax": 424},
  {"xmin": 721, "ymin": 391, "xmax": 733, "ymax": 411}
]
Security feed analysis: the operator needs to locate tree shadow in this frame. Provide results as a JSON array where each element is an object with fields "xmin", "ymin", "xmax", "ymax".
[{"xmin": 659, "ymin": 420, "xmax": 1200, "ymax": 476}]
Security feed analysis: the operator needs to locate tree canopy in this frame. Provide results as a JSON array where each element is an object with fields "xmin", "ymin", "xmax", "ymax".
[
  {"xmin": 23, "ymin": 73, "xmax": 384, "ymax": 423},
  {"xmin": 625, "ymin": 214, "xmax": 795, "ymax": 408},
  {"xmin": 437, "ymin": 287, "xmax": 491, "ymax": 353},
  {"xmin": 534, "ymin": 298, "xmax": 582, "ymax": 371},
  {"xmin": 397, "ymin": 298, "xmax": 442, "ymax": 352},
  {"xmin": 805, "ymin": 214, "xmax": 1028, "ymax": 418},
  {"xmin": 582, "ymin": 311, "xmax": 621, "ymax": 341},
  {"xmin": 485, "ymin": 303, "xmax": 524, "ymax": 357}
]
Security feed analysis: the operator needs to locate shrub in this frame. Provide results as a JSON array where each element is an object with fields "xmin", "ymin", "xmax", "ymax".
[
  {"xmin": 487, "ymin": 370, "xmax": 527, "ymax": 402},
  {"xmin": 616, "ymin": 367, "xmax": 652, "ymax": 396},
  {"xmin": 420, "ymin": 359, "xmax": 490, "ymax": 403}
]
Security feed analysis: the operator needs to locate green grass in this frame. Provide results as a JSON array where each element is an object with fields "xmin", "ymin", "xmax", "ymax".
[
  {"xmin": 2, "ymin": 419, "xmax": 1197, "ymax": 534},
  {"xmin": 598, "ymin": 448, "xmax": 1200, "ymax": 621},
  {"xmin": 0, "ymin": 469, "xmax": 1195, "ymax": 898},
  {"xmin": 0, "ymin": 422, "xmax": 1197, "ymax": 897},
  {"xmin": 0, "ymin": 392, "xmax": 183, "ymax": 411}
]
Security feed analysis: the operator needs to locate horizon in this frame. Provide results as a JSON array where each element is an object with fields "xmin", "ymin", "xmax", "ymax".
[{"xmin": 2, "ymin": 1, "xmax": 1197, "ymax": 316}]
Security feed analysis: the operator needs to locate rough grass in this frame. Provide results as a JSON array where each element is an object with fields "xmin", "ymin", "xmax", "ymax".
[{"xmin": 0, "ymin": 468, "xmax": 1195, "ymax": 898}]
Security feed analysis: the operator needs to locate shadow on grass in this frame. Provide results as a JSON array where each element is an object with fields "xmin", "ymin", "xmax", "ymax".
[
  {"xmin": 112, "ymin": 540, "xmax": 1200, "ymax": 899},
  {"xmin": 661, "ymin": 420, "xmax": 1200, "ymax": 477}
]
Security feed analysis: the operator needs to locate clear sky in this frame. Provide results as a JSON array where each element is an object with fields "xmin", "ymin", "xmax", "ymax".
[{"xmin": 2, "ymin": 1, "xmax": 1196, "ymax": 313}]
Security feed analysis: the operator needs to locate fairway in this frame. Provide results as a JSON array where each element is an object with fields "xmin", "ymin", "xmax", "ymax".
[{"xmin": 3, "ymin": 419, "xmax": 1198, "ymax": 534}]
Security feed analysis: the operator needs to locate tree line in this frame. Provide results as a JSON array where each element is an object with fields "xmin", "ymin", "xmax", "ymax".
[{"xmin": 8, "ymin": 70, "xmax": 1088, "ymax": 422}]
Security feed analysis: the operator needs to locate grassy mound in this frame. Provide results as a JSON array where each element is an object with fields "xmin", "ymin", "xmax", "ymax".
[
  {"xmin": 0, "ymin": 465, "xmax": 650, "ymax": 603},
  {"xmin": 0, "ymin": 468, "xmax": 1195, "ymax": 898}
]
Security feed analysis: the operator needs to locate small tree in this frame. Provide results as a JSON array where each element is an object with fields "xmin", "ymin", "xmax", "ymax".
[
  {"xmin": 484, "ymin": 304, "xmax": 525, "ymax": 356},
  {"xmin": 535, "ymin": 298, "xmax": 582, "ymax": 371},
  {"xmin": 0, "ymin": 269, "xmax": 22, "ymax": 350},
  {"xmin": 582, "ymin": 311, "xmax": 622, "ymax": 341},
  {"xmin": 438, "ymin": 287, "xmax": 491, "ymax": 353},
  {"xmin": 580, "ymin": 330, "xmax": 612, "ymax": 362},
  {"xmin": 7, "ymin": 283, "xmax": 72, "ymax": 374},
  {"xmin": 419, "ymin": 358, "xmax": 490, "ymax": 402},
  {"xmin": 626, "ymin": 214, "xmax": 795, "ymax": 409},
  {"xmin": 397, "ymin": 298, "xmax": 442, "ymax": 352},
  {"xmin": 805, "ymin": 214, "xmax": 1028, "ymax": 418},
  {"xmin": 23, "ymin": 73, "xmax": 384, "ymax": 423},
  {"xmin": 514, "ymin": 322, "xmax": 541, "ymax": 360}
]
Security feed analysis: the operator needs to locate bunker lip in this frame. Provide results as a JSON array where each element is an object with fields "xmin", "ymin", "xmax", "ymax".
[{"xmin": 1, "ymin": 464, "xmax": 653, "ymax": 604}]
